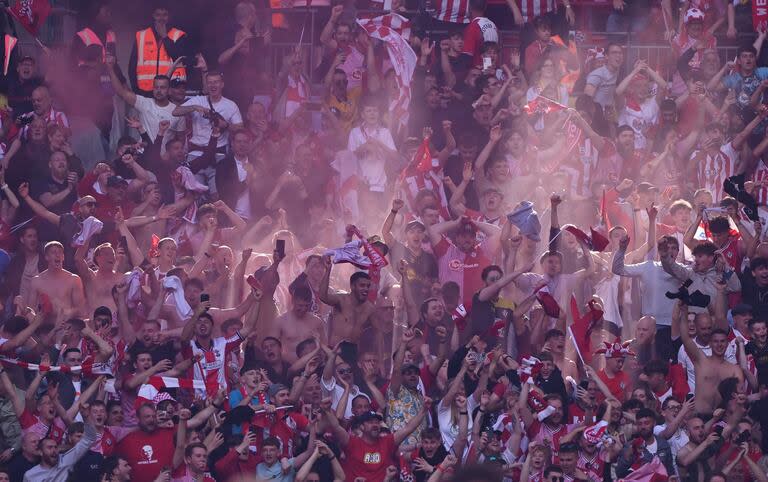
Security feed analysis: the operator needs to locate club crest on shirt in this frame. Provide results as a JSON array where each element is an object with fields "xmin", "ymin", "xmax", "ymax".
[{"xmin": 363, "ymin": 451, "xmax": 382, "ymax": 464}]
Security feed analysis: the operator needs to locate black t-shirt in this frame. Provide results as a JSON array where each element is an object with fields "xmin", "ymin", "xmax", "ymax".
[
  {"xmin": 745, "ymin": 341, "xmax": 768, "ymax": 381},
  {"xmin": 389, "ymin": 241, "xmax": 438, "ymax": 306},
  {"xmin": 71, "ymin": 450, "xmax": 104, "ymax": 481},
  {"xmin": 7, "ymin": 452, "xmax": 36, "ymax": 482},
  {"xmin": 470, "ymin": 292, "xmax": 514, "ymax": 345},
  {"xmin": 128, "ymin": 340, "xmax": 178, "ymax": 366},
  {"xmin": 31, "ymin": 176, "xmax": 77, "ymax": 216},
  {"xmin": 739, "ymin": 272, "xmax": 768, "ymax": 320},
  {"xmin": 413, "ymin": 445, "xmax": 448, "ymax": 482}
]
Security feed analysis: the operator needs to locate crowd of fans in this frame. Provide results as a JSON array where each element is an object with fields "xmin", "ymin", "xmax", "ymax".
[{"xmin": 0, "ymin": 0, "xmax": 767, "ymax": 481}]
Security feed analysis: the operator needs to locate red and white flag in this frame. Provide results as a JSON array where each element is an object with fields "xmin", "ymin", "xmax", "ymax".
[
  {"xmin": 754, "ymin": 0, "xmax": 768, "ymax": 32},
  {"xmin": 358, "ymin": 12, "xmax": 412, "ymax": 41},
  {"xmin": 617, "ymin": 456, "xmax": 668, "ymax": 482},
  {"xmin": 7, "ymin": 0, "xmax": 52, "ymax": 36},
  {"xmin": 357, "ymin": 16, "xmax": 416, "ymax": 130},
  {"xmin": 136, "ymin": 376, "xmax": 219, "ymax": 408},
  {"xmin": 568, "ymin": 295, "xmax": 603, "ymax": 365},
  {"xmin": 523, "ymin": 95, "xmax": 567, "ymax": 115},
  {"xmin": 3, "ymin": 35, "xmax": 17, "ymax": 76}
]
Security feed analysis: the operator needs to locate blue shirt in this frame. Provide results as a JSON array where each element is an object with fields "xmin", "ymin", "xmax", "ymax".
[{"xmin": 723, "ymin": 68, "xmax": 768, "ymax": 107}]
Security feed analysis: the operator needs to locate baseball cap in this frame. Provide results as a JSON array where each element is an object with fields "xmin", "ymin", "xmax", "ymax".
[
  {"xmin": 405, "ymin": 220, "xmax": 426, "ymax": 232},
  {"xmin": 685, "ymin": 8, "xmax": 705, "ymax": 23},
  {"xmin": 78, "ymin": 195, "xmax": 97, "ymax": 205},
  {"xmin": 401, "ymin": 363, "xmax": 420, "ymax": 374},
  {"xmin": 636, "ymin": 182, "xmax": 658, "ymax": 194},
  {"xmin": 107, "ymin": 175, "xmax": 129, "ymax": 188},
  {"xmin": 354, "ymin": 411, "xmax": 384, "ymax": 424},
  {"xmin": 268, "ymin": 383, "xmax": 289, "ymax": 399},
  {"xmin": 169, "ymin": 77, "xmax": 187, "ymax": 87},
  {"xmin": 732, "ymin": 303, "xmax": 753, "ymax": 316}
]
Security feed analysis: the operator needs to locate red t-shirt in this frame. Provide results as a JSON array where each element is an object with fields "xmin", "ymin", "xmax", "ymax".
[
  {"xmin": 20, "ymin": 408, "xmax": 66, "ymax": 443},
  {"xmin": 115, "ymin": 427, "xmax": 175, "ymax": 482},
  {"xmin": 433, "ymin": 237, "xmax": 494, "ymax": 307},
  {"xmin": 343, "ymin": 433, "xmax": 396, "ymax": 481},
  {"xmin": 462, "ymin": 17, "xmax": 498, "ymax": 66},
  {"xmin": 597, "ymin": 369, "xmax": 629, "ymax": 402}
]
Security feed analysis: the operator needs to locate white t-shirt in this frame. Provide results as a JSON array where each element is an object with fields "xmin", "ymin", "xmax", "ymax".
[
  {"xmin": 133, "ymin": 95, "xmax": 180, "ymax": 142},
  {"xmin": 654, "ymin": 424, "xmax": 688, "ymax": 476},
  {"xmin": 347, "ymin": 125, "xmax": 396, "ymax": 192},
  {"xmin": 233, "ymin": 156, "xmax": 251, "ymax": 220},
  {"xmin": 437, "ymin": 394, "xmax": 478, "ymax": 451},
  {"xmin": 618, "ymin": 96, "xmax": 659, "ymax": 150},
  {"xmin": 182, "ymin": 95, "xmax": 243, "ymax": 148}
]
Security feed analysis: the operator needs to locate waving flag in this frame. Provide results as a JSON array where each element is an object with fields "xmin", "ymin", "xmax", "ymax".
[
  {"xmin": 568, "ymin": 295, "xmax": 603, "ymax": 364},
  {"xmin": 136, "ymin": 376, "xmax": 219, "ymax": 408},
  {"xmin": 754, "ymin": 0, "xmax": 768, "ymax": 32},
  {"xmin": 358, "ymin": 12, "xmax": 412, "ymax": 40},
  {"xmin": 8, "ymin": 0, "xmax": 52, "ymax": 36},
  {"xmin": 3, "ymin": 35, "xmax": 17, "ymax": 76},
  {"xmin": 617, "ymin": 456, "xmax": 668, "ymax": 482},
  {"xmin": 563, "ymin": 224, "xmax": 610, "ymax": 252},
  {"xmin": 357, "ymin": 16, "xmax": 416, "ymax": 130},
  {"xmin": 535, "ymin": 283, "xmax": 561, "ymax": 318}
]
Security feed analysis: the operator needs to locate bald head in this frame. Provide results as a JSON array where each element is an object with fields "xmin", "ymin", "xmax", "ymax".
[
  {"xmin": 635, "ymin": 316, "xmax": 656, "ymax": 345},
  {"xmin": 694, "ymin": 312, "xmax": 714, "ymax": 344}
]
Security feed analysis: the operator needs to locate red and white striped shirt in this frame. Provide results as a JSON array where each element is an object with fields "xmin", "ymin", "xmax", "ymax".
[
  {"xmin": 694, "ymin": 141, "xmax": 738, "ymax": 201},
  {"xmin": 751, "ymin": 158, "xmax": 768, "ymax": 205},
  {"xmin": 432, "ymin": 0, "xmax": 471, "ymax": 24},
  {"xmin": 519, "ymin": 0, "xmax": 557, "ymax": 23},
  {"xmin": 182, "ymin": 334, "xmax": 244, "ymax": 393}
]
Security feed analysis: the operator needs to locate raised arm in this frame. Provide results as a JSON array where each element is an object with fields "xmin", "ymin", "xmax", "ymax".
[
  {"xmin": 321, "ymin": 399, "xmax": 350, "ymax": 447},
  {"xmin": 17, "ymin": 182, "xmax": 61, "ymax": 225},
  {"xmin": 475, "ymin": 125, "xmax": 501, "ymax": 174},
  {"xmin": 426, "ymin": 218, "xmax": 461, "ymax": 247},
  {"xmin": 448, "ymin": 161, "xmax": 473, "ymax": 217},
  {"xmin": 173, "ymin": 409, "xmax": 190, "ymax": 469},
  {"xmin": 672, "ymin": 300, "xmax": 701, "ymax": 363},
  {"xmin": 381, "ymin": 198, "xmax": 403, "ymax": 247},
  {"xmin": 0, "ymin": 308, "xmax": 43, "ymax": 354},
  {"xmin": 393, "ymin": 397, "xmax": 431, "ymax": 446},
  {"xmin": 478, "ymin": 262, "xmax": 533, "ymax": 302},
  {"xmin": 105, "ymin": 54, "xmax": 137, "ymax": 106},
  {"xmin": 318, "ymin": 255, "xmax": 342, "ymax": 308},
  {"xmin": 81, "ymin": 327, "xmax": 114, "ymax": 363}
]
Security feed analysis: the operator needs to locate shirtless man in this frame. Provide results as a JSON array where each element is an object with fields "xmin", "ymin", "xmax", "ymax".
[
  {"xmin": 671, "ymin": 299, "xmax": 743, "ymax": 415},
  {"xmin": 318, "ymin": 256, "xmax": 376, "ymax": 347},
  {"xmin": 26, "ymin": 241, "xmax": 86, "ymax": 323},
  {"xmin": 275, "ymin": 285, "xmax": 326, "ymax": 363},
  {"xmin": 75, "ymin": 241, "xmax": 124, "ymax": 314}
]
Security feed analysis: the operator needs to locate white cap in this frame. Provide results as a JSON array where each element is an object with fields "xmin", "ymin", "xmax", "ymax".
[{"xmin": 685, "ymin": 8, "xmax": 705, "ymax": 23}]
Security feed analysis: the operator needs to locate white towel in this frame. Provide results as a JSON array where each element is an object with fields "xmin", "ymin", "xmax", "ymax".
[
  {"xmin": 162, "ymin": 275, "xmax": 193, "ymax": 320},
  {"xmin": 124, "ymin": 269, "xmax": 143, "ymax": 309},
  {"xmin": 72, "ymin": 216, "xmax": 103, "ymax": 247}
]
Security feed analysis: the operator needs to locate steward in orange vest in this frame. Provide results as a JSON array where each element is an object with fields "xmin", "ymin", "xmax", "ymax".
[{"xmin": 128, "ymin": 5, "xmax": 190, "ymax": 96}]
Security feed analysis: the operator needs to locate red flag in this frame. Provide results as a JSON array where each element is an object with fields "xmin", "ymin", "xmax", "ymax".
[
  {"xmin": 414, "ymin": 137, "xmax": 433, "ymax": 173},
  {"xmin": 3, "ymin": 35, "xmax": 16, "ymax": 76},
  {"xmin": 563, "ymin": 224, "xmax": 610, "ymax": 252},
  {"xmin": 568, "ymin": 295, "xmax": 603, "ymax": 364},
  {"xmin": 754, "ymin": 1, "xmax": 768, "ymax": 32},
  {"xmin": 600, "ymin": 188, "xmax": 611, "ymax": 233},
  {"xmin": 8, "ymin": 0, "xmax": 52, "ymax": 36},
  {"xmin": 617, "ymin": 456, "xmax": 668, "ymax": 482},
  {"xmin": 523, "ymin": 95, "xmax": 567, "ymax": 115},
  {"xmin": 535, "ymin": 283, "xmax": 561, "ymax": 318},
  {"xmin": 563, "ymin": 115, "xmax": 583, "ymax": 154}
]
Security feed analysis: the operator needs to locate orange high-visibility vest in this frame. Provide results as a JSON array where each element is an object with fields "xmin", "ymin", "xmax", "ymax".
[
  {"xmin": 135, "ymin": 27, "xmax": 187, "ymax": 91},
  {"xmin": 76, "ymin": 27, "xmax": 116, "ymax": 64}
]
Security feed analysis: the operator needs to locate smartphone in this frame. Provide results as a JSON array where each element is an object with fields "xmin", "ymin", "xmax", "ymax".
[
  {"xmin": 685, "ymin": 393, "xmax": 694, "ymax": 401},
  {"xmin": 482, "ymin": 56, "xmax": 492, "ymax": 70},
  {"xmin": 276, "ymin": 239, "xmax": 286, "ymax": 258},
  {"xmin": 106, "ymin": 42, "xmax": 116, "ymax": 57},
  {"xmin": 200, "ymin": 293, "xmax": 210, "ymax": 303}
]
